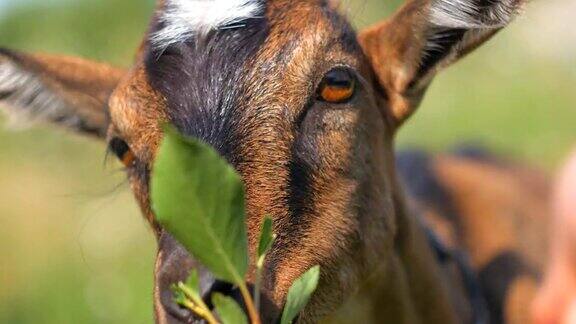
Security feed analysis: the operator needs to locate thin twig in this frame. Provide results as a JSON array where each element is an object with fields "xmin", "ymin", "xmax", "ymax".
[
  {"xmin": 239, "ymin": 283, "xmax": 261, "ymax": 324},
  {"xmin": 181, "ymin": 300, "xmax": 219, "ymax": 324},
  {"xmin": 179, "ymin": 282, "xmax": 220, "ymax": 324},
  {"xmin": 254, "ymin": 265, "xmax": 263, "ymax": 314}
]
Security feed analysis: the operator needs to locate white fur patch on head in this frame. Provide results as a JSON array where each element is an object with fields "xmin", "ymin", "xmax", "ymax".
[
  {"xmin": 151, "ymin": 0, "xmax": 263, "ymax": 49},
  {"xmin": 430, "ymin": 0, "xmax": 524, "ymax": 29},
  {"xmin": 0, "ymin": 60, "xmax": 75, "ymax": 128}
]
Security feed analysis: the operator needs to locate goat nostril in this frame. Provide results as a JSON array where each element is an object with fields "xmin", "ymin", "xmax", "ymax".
[
  {"xmin": 161, "ymin": 286, "xmax": 197, "ymax": 324},
  {"xmin": 163, "ymin": 300, "xmax": 195, "ymax": 323},
  {"xmin": 161, "ymin": 280, "xmax": 245, "ymax": 324},
  {"xmin": 202, "ymin": 280, "xmax": 244, "ymax": 309}
]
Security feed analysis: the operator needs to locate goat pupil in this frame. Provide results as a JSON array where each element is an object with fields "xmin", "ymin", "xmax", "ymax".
[
  {"xmin": 109, "ymin": 137, "xmax": 130, "ymax": 160},
  {"xmin": 318, "ymin": 67, "xmax": 356, "ymax": 103},
  {"xmin": 324, "ymin": 68, "xmax": 353, "ymax": 88}
]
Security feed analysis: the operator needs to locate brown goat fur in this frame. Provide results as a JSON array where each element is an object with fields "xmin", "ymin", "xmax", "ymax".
[{"xmin": 0, "ymin": 0, "xmax": 548, "ymax": 323}]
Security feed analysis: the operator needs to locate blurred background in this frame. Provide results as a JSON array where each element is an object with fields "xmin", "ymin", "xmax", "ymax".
[{"xmin": 0, "ymin": 0, "xmax": 574, "ymax": 323}]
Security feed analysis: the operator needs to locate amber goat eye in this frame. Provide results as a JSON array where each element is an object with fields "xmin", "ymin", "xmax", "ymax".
[
  {"xmin": 108, "ymin": 137, "xmax": 136, "ymax": 167},
  {"xmin": 317, "ymin": 67, "xmax": 356, "ymax": 103}
]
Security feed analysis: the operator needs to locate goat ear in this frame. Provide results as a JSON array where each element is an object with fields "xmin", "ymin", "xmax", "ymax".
[
  {"xmin": 0, "ymin": 48, "xmax": 126, "ymax": 138},
  {"xmin": 359, "ymin": 0, "xmax": 523, "ymax": 127}
]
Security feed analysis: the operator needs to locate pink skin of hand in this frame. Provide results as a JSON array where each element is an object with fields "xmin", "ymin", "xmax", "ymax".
[{"xmin": 533, "ymin": 150, "xmax": 576, "ymax": 324}]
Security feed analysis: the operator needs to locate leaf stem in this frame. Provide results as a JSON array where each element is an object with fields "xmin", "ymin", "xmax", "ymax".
[
  {"xmin": 181, "ymin": 300, "xmax": 220, "ymax": 324},
  {"xmin": 179, "ymin": 282, "xmax": 220, "ymax": 324},
  {"xmin": 254, "ymin": 263, "xmax": 263, "ymax": 314},
  {"xmin": 239, "ymin": 282, "xmax": 261, "ymax": 324}
]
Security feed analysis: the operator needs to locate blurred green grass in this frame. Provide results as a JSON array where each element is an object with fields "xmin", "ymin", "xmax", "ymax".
[{"xmin": 0, "ymin": 0, "xmax": 574, "ymax": 323}]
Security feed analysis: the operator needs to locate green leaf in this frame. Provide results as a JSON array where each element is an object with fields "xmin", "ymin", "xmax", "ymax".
[
  {"xmin": 212, "ymin": 293, "xmax": 249, "ymax": 324},
  {"xmin": 280, "ymin": 266, "xmax": 321, "ymax": 324},
  {"xmin": 151, "ymin": 127, "xmax": 248, "ymax": 285},
  {"xmin": 257, "ymin": 217, "xmax": 275, "ymax": 267}
]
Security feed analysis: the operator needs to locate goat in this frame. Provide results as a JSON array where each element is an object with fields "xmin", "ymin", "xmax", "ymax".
[{"xmin": 0, "ymin": 0, "xmax": 549, "ymax": 323}]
